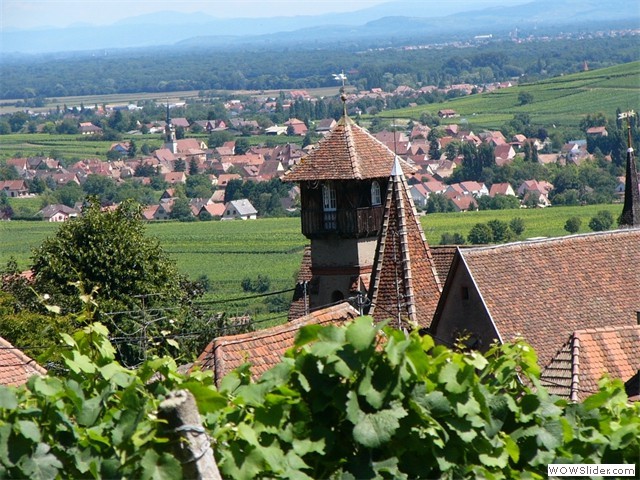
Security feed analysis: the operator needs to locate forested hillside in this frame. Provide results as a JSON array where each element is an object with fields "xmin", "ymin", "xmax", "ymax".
[{"xmin": 1, "ymin": 35, "xmax": 637, "ymax": 100}]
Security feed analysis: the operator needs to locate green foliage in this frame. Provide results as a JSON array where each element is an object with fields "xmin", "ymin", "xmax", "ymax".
[
  {"xmin": 241, "ymin": 274, "xmax": 271, "ymax": 293},
  {"xmin": 508, "ymin": 217, "xmax": 526, "ymax": 237},
  {"xmin": 426, "ymin": 193, "xmax": 456, "ymax": 213},
  {"xmin": 440, "ymin": 232, "xmax": 466, "ymax": 245},
  {"xmin": 477, "ymin": 194, "xmax": 521, "ymax": 210},
  {"xmin": 564, "ymin": 216, "xmax": 582, "ymax": 234},
  {"xmin": 467, "ymin": 222, "xmax": 494, "ymax": 244},
  {"xmin": 588, "ymin": 210, "xmax": 614, "ymax": 232},
  {"xmin": 0, "ymin": 318, "xmax": 638, "ymax": 479},
  {"xmin": 487, "ymin": 219, "xmax": 515, "ymax": 243}
]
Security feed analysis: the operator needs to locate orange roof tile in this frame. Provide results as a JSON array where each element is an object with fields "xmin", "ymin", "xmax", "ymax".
[
  {"xmin": 444, "ymin": 229, "xmax": 640, "ymax": 370},
  {"xmin": 542, "ymin": 325, "xmax": 640, "ymax": 401},
  {"xmin": 283, "ymin": 115, "xmax": 415, "ymax": 181},
  {"xmin": 195, "ymin": 302, "xmax": 360, "ymax": 385},
  {"xmin": 368, "ymin": 159, "xmax": 442, "ymax": 329},
  {"xmin": 0, "ymin": 337, "xmax": 47, "ymax": 386}
]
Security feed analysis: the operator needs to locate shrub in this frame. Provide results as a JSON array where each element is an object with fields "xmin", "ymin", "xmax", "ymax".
[
  {"xmin": 589, "ymin": 210, "xmax": 614, "ymax": 232},
  {"xmin": 509, "ymin": 217, "xmax": 526, "ymax": 236},
  {"xmin": 440, "ymin": 232, "xmax": 466, "ymax": 245},
  {"xmin": 564, "ymin": 216, "xmax": 582, "ymax": 234},
  {"xmin": 467, "ymin": 223, "xmax": 494, "ymax": 244}
]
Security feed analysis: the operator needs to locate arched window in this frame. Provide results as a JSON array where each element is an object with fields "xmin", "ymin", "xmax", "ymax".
[
  {"xmin": 371, "ymin": 181, "xmax": 382, "ymax": 206},
  {"xmin": 331, "ymin": 290, "xmax": 345, "ymax": 303}
]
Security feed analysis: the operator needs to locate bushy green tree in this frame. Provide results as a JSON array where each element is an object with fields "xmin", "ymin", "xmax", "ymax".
[
  {"xmin": 487, "ymin": 219, "xmax": 515, "ymax": 243},
  {"xmin": 28, "ymin": 198, "xmax": 203, "ymax": 364},
  {"xmin": 509, "ymin": 217, "xmax": 526, "ymax": 237},
  {"xmin": 564, "ymin": 216, "xmax": 582, "ymax": 234},
  {"xmin": 467, "ymin": 222, "xmax": 494, "ymax": 244},
  {"xmin": 588, "ymin": 210, "xmax": 614, "ymax": 232}
]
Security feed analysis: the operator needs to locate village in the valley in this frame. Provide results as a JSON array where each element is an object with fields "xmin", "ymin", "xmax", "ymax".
[{"xmin": 0, "ymin": 0, "xmax": 638, "ymax": 476}]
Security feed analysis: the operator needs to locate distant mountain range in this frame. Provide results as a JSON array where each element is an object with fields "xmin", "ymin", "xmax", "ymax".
[{"xmin": 1, "ymin": 0, "xmax": 638, "ymax": 55}]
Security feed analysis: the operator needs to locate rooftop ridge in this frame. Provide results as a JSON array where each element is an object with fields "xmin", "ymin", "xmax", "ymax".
[{"xmin": 463, "ymin": 228, "xmax": 640, "ymax": 256}]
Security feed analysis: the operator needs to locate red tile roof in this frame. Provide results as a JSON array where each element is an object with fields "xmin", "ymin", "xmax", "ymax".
[
  {"xmin": 283, "ymin": 115, "xmax": 415, "ymax": 181},
  {"xmin": 541, "ymin": 325, "xmax": 640, "ymax": 401},
  {"xmin": 447, "ymin": 229, "xmax": 640, "ymax": 370},
  {"xmin": 288, "ymin": 246, "xmax": 313, "ymax": 321},
  {"xmin": 368, "ymin": 160, "xmax": 442, "ymax": 329},
  {"xmin": 0, "ymin": 337, "xmax": 47, "ymax": 386},
  {"xmin": 195, "ymin": 302, "xmax": 360, "ymax": 385}
]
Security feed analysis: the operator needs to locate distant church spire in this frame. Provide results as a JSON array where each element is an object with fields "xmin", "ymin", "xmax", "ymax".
[
  {"xmin": 619, "ymin": 110, "xmax": 640, "ymax": 228},
  {"xmin": 164, "ymin": 100, "xmax": 178, "ymax": 154}
]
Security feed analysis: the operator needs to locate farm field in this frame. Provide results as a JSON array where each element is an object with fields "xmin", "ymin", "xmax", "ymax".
[
  {"xmin": 0, "ymin": 203, "xmax": 625, "ymax": 323},
  {"xmin": 1, "ymin": 202, "xmax": 623, "ymax": 283},
  {"xmin": 388, "ymin": 61, "xmax": 640, "ymax": 130}
]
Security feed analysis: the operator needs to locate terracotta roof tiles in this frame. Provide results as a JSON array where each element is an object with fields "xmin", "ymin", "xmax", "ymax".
[
  {"xmin": 368, "ymin": 159, "xmax": 442, "ymax": 329},
  {"xmin": 458, "ymin": 229, "xmax": 640, "ymax": 370},
  {"xmin": 283, "ymin": 115, "xmax": 415, "ymax": 181},
  {"xmin": 542, "ymin": 325, "xmax": 640, "ymax": 401},
  {"xmin": 0, "ymin": 337, "xmax": 47, "ymax": 386},
  {"xmin": 195, "ymin": 302, "xmax": 359, "ymax": 385}
]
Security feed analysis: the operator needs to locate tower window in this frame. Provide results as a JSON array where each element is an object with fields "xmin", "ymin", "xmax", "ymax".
[
  {"xmin": 371, "ymin": 181, "xmax": 382, "ymax": 206},
  {"xmin": 322, "ymin": 184, "xmax": 337, "ymax": 211}
]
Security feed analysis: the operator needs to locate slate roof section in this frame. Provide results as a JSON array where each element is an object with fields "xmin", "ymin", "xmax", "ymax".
[
  {"xmin": 195, "ymin": 302, "xmax": 360, "ymax": 385},
  {"xmin": 367, "ymin": 159, "xmax": 442, "ymax": 329},
  {"xmin": 283, "ymin": 115, "xmax": 415, "ymax": 182},
  {"xmin": 541, "ymin": 325, "xmax": 640, "ymax": 401},
  {"xmin": 438, "ymin": 229, "xmax": 640, "ymax": 370},
  {"xmin": 0, "ymin": 337, "xmax": 47, "ymax": 386}
]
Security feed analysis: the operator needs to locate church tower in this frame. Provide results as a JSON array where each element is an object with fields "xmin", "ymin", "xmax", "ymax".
[
  {"xmin": 164, "ymin": 103, "xmax": 178, "ymax": 154},
  {"xmin": 619, "ymin": 111, "xmax": 640, "ymax": 228},
  {"xmin": 284, "ymin": 114, "xmax": 416, "ymax": 312}
]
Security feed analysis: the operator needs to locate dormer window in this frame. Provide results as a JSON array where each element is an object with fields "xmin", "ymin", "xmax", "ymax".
[{"xmin": 371, "ymin": 181, "xmax": 382, "ymax": 206}]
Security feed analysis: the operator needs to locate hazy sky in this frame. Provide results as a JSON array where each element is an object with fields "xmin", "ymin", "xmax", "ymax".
[{"xmin": 2, "ymin": 0, "xmax": 529, "ymax": 30}]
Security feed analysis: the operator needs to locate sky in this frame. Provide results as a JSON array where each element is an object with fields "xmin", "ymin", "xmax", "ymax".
[{"xmin": 2, "ymin": 0, "xmax": 528, "ymax": 30}]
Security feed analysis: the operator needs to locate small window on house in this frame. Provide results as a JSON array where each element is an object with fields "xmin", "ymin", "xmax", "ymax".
[
  {"xmin": 461, "ymin": 286, "xmax": 469, "ymax": 300},
  {"xmin": 322, "ymin": 183, "xmax": 337, "ymax": 211},
  {"xmin": 371, "ymin": 181, "xmax": 382, "ymax": 206}
]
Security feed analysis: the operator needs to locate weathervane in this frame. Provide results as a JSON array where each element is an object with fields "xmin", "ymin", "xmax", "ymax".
[
  {"xmin": 333, "ymin": 71, "xmax": 348, "ymax": 116},
  {"xmin": 618, "ymin": 110, "xmax": 636, "ymax": 149}
]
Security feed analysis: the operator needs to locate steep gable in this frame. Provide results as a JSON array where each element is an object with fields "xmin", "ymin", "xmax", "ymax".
[
  {"xmin": 432, "ymin": 229, "xmax": 640, "ymax": 370},
  {"xmin": 367, "ymin": 159, "xmax": 442, "ymax": 329}
]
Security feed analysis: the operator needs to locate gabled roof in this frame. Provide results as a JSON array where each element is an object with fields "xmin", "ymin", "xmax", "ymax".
[
  {"xmin": 283, "ymin": 115, "xmax": 415, "ymax": 181},
  {"xmin": 0, "ymin": 337, "xmax": 47, "ymax": 386},
  {"xmin": 195, "ymin": 302, "xmax": 359, "ymax": 385},
  {"xmin": 226, "ymin": 199, "xmax": 257, "ymax": 216},
  {"xmin": 432, "ymin": 229, "xmax": 640, "ymax": 370},
  {"xmin": 541, "ymin": 325, "xmax": 640, "ymax": 401},
  {"xmin": 368, "ymin": 159, "xmax": 442, "ymax": 329}
]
